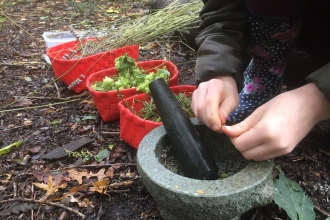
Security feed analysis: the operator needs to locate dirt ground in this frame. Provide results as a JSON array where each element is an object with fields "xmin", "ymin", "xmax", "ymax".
[{"xmin": 0, "ymin": 1, "xmax": 330, "ymax": 220}]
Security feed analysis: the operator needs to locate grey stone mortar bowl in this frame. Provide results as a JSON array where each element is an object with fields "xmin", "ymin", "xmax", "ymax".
[{"xmin": 137, "ymin": 119, "xmax": 274, "ymax": 220}]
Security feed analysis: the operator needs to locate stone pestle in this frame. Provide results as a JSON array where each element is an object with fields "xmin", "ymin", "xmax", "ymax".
[{"xmin": 149, "ymin": 78, "xmax": 218, "ymax": 180}]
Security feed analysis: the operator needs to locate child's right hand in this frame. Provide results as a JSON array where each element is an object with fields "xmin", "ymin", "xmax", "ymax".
[{"xmin": 191, "ymin": 76, "xmax": 239, "ymax": 132}]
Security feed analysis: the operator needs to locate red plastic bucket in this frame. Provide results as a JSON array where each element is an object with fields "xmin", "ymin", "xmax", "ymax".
[
  {"xmin": 118, "ymin": 85, "xmax": 196, "ymax": 149},
  {"xmin": 87, "ymin": 60, "xmax": 179, "ymax": 122},
  {"xmin": 47, "ymin": 40, "xmax": 139, "ymax": 93}
]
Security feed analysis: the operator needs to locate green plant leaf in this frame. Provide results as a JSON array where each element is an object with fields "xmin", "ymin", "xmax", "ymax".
[
  {"xmin": 0, "ymin": 140, "xmax": 24, "ymax": 155},
  {"xmin": 274, "ymin": 168, "xmax": 316, "ymax": 220},
  {"xmin": 81, "ymin": 115, "xmax": 96, "ymax": 121},
  {"xmin": 50, "ymin": 120, "xmax": 61, "ymax": 125},
  {"xmin": 95, "ymin": 149, "xmax": 109, "ymax": 162}
]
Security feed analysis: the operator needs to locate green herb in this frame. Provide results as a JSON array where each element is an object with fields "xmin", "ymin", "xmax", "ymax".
[
  {"xmin": 91, "ymin": 54, "xmax": 170, "ymax": 94},
  {"xmin": 274, "ymin": 167, "xmax": 316, "ymax": 220},
  {"xmin": 66, "ymin": 148, "xmax": 94, "ymax": 162},
  {"xmin": 50, "ymin": 120, "xmax": 61, "ymax": 125},
  {"xmin": 136, "ymin": 93, "xmax": 194, "ymax": 122}
]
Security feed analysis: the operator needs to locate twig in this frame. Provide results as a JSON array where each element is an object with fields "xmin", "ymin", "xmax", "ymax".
[
  {"xmin": 314, "ymin": 205, "xmax": 330, "ymax": 217},
  {"xmin": 12, "ymin": 48, "xmax": 39, "ymax": 58},
  {"xmin": 54, "ymin": 82, "xmax": 61, "ymax": 98},
  {"xmin": 250, "ymin": 208, "xmax": 258, "ymax": 220},
  {"xmin": 107, "ymin": 189, "xmax": 130, "ymax": 194},
  {"xmin": 0, "ymin": 98, "xmax": 82, "ymax": 113},
  {"xmin": 0, "ymin": 124, "xmax": 33, "ymax": 132},
  {"xmin": 70, "ymin": 163, "xmax": 136, "ymax": 169},
  {"xmin": 0, "ymin": 198, "xmax": 86, "ymax": 219},
  {"xmin": 99, "ymin": 131, "xmax": 120, "ymax": 135},
  {"xmin": 28, "ymin": 91, "xmax": 89, "ymax": 102},
  {"xmin": 0, "ymin": 62, "xmax": 45, "ymax": 66}
]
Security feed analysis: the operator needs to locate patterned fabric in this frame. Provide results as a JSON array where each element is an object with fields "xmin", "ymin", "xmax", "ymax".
[{"xmin": 227, "ymin": 11, "xmax": 302, "ymax": 123}]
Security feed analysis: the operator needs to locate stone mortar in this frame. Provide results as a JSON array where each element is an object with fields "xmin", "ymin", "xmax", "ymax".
[{"xmin": 137, "ymin": 119, "xmax": 274, "ymax": 220}]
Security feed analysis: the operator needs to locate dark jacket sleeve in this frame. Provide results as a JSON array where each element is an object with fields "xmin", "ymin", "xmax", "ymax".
[
  {"xmin": 195, "ymin": 0, "xmax": 249, "ymax": 90},
  {"xmin": 306, "ymin": 62, "xmax": 330, "ymax": 101}
]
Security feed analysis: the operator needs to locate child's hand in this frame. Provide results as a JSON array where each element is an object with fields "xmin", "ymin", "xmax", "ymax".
[
  {"xmin": 192, "ymin": 76, "xmax": 239, "ymax": 132},
  {"xmin": 222, "ymin": 83, "xmax": 330, "ymax": 161}
]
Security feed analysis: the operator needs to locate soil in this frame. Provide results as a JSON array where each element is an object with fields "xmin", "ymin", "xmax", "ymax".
[{"xmin": 0, "ymin": 1, "xmax": 330, "ymax": 220}]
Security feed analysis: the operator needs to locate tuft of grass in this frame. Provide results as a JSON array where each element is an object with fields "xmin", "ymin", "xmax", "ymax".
[{"xmin": 67, "ymin": 0, "xmax": 202, "ymax": 58}]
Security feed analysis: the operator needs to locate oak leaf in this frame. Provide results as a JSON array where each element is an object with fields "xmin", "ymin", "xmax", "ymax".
[
  {"xmin": 89, "ymin": 178, "xmax": 109, "ymax": 195},
  {"xmin": 68, "ymin": 168, "xmax": 114, "ymax": 184},
  {"xmin": 33, "ymin": 176, "xmax": 67, "ymax": 201}
]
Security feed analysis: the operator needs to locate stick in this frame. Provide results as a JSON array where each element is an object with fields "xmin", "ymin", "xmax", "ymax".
[
  {"xmin": 314, "ymin": 205, "xmax": 330, "ymax": 217},
  {"xmin": 70, "ymin": 163, "xmax": 136, "ymax": 169},
  {"xmin": 54, "ymin": 82, "xmax": 61, "ymax": 98},
  {"xmin": 0, "ymin": 198, "xmax": 86, "ymax": 219},
  {"xmin": 99, "ymin": 131, "xmax": 120, "ymax": 135},
  {"xmin": 0, "ymin": 62, "xmax": 45, "ymax": 66},
  {"xmin": 28, "ymin": 91, "xmax": 89, "ymax": 102}
]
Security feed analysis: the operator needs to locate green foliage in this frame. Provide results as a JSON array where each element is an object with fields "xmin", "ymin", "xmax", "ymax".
[
  {"xmin": 91, "ymin": 53, "xmax": 170, "ymax": 94},
  {"xmin": 66, "ymin": 148, "xmax": 109, "ymax": 163},
  {"xmin": 66, "ymin": 148, "xmax": 94, "ymax": 162},
  {"xmin": 81, "ymin": 115, "xmax": 96, "ymax": 121},
  {"xmin": 136, "ymin": 93, "xmax": 194, "ymax": 122},
  {"xmin": 274, "ymin": 167, "xmax": 316, "ymax": 220},
  {"xmin": 95, "ymin": 149, "xmax": 109, "ymax": 162},
  {"xmin": 50, "ymin": 120, "xmax": 61, "ymax": 125},
  {"xmin": 0, "ymin": 140, "xmax": 24, "ymax": 155}
]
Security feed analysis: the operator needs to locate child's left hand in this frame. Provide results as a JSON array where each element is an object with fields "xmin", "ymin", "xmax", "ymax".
[{"xmin": 222, "ymin": 83, "xmax": 330, "ymax": 161}]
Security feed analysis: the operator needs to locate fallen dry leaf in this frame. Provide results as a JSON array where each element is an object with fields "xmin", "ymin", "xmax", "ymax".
[
  {"xmin": 26, "ymin": 146, "xmax": 41, "ymax": 153},
  {"xmin": 50, "ymin": 184, "xmax": 90, "ymax": 202},
  {"xmin": 109, "ymin": 180, "xmax": 134, "ymax": 189},
  {"xmin": 32, "ymin": 170, "xmax": 70, "ymax": 187},
  {"xmin": 33, "ymin": 176, "xmax": 67, "ymax": 201},
  {"xmin": 89, "ymin": 178, "xmax": 109, "ymax": 195},
  {"xmin": 1, "ymin": 174, "xmax": 12, "ymax": 183},
  {"xmin": 78, "ymin": 197, "xmax": 94, "ymax": 208},
  {"xmin": 68, "ymin": 168, "xmax": 114, "ymax": 184},
  {"xmin": 80, "ymin": 100, "xmax": 94, "ymax": 105}
]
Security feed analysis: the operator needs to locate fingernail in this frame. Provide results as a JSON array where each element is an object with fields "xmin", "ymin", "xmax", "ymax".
[
  {"xmin": 212, "ymin": 125, "xmax": 219, "ymax": 131},
  {"xmin": 222, "ymin": 125, "xmax": 230, "ymax": 130}
]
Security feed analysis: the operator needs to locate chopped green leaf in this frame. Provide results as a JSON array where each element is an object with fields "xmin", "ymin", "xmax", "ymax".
[
  {"xmin": 108, "ymin": 144, "xmax": 115, "ymax": 151},
  {"xmin": 90, "ymin": 54, "xmax": 169, "ymax": 94},
  {"xmin": 219, "ymin": 173, "xmax": 229, "ymax": 178},
  {"xmin": 50, "ymin": 120, "xmax": 61, "ymax": 125},
  {"xmin": 81, "ymin": 115, "xmax": 96, "ymax": 121},
  {"xmin": 95, "ymin": 149, "xmax": 109, "ymax": 162}
]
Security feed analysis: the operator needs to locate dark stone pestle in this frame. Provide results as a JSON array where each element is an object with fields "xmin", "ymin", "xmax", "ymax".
[{"xmin": 149, "ymin": 78, "xmax": 218, "ymax": 180}]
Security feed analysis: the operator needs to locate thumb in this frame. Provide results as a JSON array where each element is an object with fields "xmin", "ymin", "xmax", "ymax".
[{"xmin": 222, "ymin": 108, "xmax": 263, "ymax": 138}]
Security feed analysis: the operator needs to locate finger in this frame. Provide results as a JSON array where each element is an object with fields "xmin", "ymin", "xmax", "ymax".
[
  {"xmin": 222, "ymin": 106, "xmax": 264, "ymax": 138},
  {"xmin": 218, "ymin": 93, "xmax": 238, "ymax": 125},
  {"xmin": 191, "ymin": 90, "xmax": 200, "ymax": 118},
  {"xmin": 192, "ymin": 84, "xmax": 223, "ymax": 132},
  {"xmin": 204, "ymin": 87, "xmax": 223, "ymax": 132},
  {"xmin": 229, "ymin": 125, "xmax": 265, "ymax": 152},
  {"xmin": 241, "ymin": 144, "xmax": 288, "ymax": 161}
]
